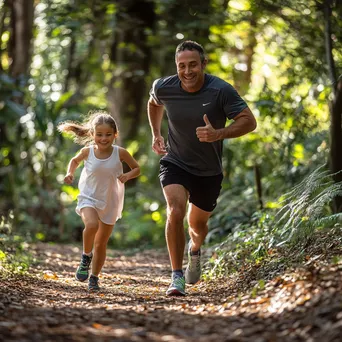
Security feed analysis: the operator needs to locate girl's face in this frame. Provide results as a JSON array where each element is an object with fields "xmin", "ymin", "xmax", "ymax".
[{"xmin": 93, "ymin": 123, "xmax": 116, "ymax": 150}]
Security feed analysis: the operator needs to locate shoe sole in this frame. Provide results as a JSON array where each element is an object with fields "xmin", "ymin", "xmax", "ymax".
[
  {"xmin": 185, "ymin": 279, "xmax": 200, "ymax": 285},
  {"xmin": 185, "ymin": 269, "xmax": 201, "ymax": 284},
  {"xmin": 75, "ymin": 275, "xmax": 89, "ymax": 282},
  {"xmin": 166, "ymin": 289, "xmax": 186, "ymax": 296},
  {"xmin": 185, "ymin": 275, "xmax": 201, "ymax": 284}
]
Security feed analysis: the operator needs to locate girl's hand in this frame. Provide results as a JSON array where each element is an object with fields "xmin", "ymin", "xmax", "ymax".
[
  {"xmin": 118, "ymin": 147, "xmax": 140, "ymax": 182},
  {"xmin": 64, "ymin": 173, "xmax": 74, "ymax": 184},
  {"xmin": 118, "ymin": 173, "xmax": 129, "ymax": 183}
]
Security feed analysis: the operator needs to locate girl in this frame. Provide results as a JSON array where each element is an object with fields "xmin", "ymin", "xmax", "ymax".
[{"xmin": 58, "ymin": 110, "xmax": 140, "ymax": 291}]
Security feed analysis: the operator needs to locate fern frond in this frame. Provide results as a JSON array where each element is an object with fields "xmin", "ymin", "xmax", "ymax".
[
  {"xmin": 273, "ymin": 165, "xmax": 342, "ymax": 245},
  {"xmin": 312, "ymin": 213, "xmax": 342, "ymax": 228}
]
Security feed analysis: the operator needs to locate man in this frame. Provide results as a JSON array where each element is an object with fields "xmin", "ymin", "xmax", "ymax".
[{"xmin": 147, "ymin": 40, "xmax": 257, "ymax": 296}]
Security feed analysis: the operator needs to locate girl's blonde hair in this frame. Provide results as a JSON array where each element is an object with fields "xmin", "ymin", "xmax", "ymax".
[{"xmin": 58, "ymin": 110, "xmax": 118, "ymax": 145}]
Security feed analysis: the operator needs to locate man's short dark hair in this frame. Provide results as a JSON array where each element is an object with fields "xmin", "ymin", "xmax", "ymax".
[{"xmin": 175, "ymin": 40, "xmax": 206, "ymax": 63}]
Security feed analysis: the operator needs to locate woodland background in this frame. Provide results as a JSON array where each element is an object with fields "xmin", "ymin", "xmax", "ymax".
[{"xmin": 1, "ymin": 0, "xmax": 342, "ymax": 277}]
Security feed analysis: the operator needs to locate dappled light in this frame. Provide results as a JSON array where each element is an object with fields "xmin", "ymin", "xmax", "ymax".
[
  {"xmin": 2, "ymin": 241, "xmax": 342, "ymax": 341},
  {"xmin": 1, "ymin": 0, "xmax": 342, "ymax": 340}
]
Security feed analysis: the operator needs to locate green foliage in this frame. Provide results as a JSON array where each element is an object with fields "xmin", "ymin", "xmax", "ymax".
[
  {"xmin": 1, "ymin": 0, "xmax": 342, "ymax": 253},
  {"xmin": 204, "ymin": 166, "xmax": 342, "ymax": 280},
  {"xmin": 0, "ymin": 74, "xmax": 27, "ymax": 121},
  {"xmin": 203, "ymin": 210, "xmax": 276, "ymax": 279},
  {"xmin": 250, "ymin": 279, "xmax": 266, "ymax": 298},
  {"xmin": 0, "ymin": 215, "xmax": 32, "ymax": 276},
  {"xmin": 272, "ymin": 166, "xmax": 342, "ymax": 245},
  {"xmin": 206, "ymin": 176, "xmax": 259, "ymax": 244},
  {"xmin": 109, "ymin": 181, "xmax": 166, "ymax": 249}
]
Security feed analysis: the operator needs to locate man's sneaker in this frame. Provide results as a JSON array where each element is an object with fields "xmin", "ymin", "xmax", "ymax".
[
  {"xmin": 88, "ymin": 275, "xmax": 100, "ymax": 291},
  {"xmin": 75, "ymin": 254, "xmax": 92, "ymax": 282},
  {"xmin": 166, "ymin": 273, "xmax": 186, "ymax": 296},
  {"xmin": 185, "ymin": 240, "xmax": 201, "ymax": 284}
]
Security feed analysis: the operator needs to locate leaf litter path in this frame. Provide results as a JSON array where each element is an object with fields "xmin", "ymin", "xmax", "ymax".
[{"xmin": 1, "ymin": 242, "xmax": 342, "ymax": 342}]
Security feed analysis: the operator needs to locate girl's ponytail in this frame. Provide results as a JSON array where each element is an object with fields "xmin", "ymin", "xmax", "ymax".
[{"xmin": 57, "ymin": 122, "xmax": 93, "ymax": 145}]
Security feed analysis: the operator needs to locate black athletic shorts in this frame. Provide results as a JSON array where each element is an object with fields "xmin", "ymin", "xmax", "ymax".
[{"xmin": 159, "ymin": 160, "xmax": 223, "ymax": 212}]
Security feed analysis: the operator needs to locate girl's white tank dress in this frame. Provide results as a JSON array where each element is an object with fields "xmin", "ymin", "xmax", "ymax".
[{"xmin": 76, "ymin": 145, "xmax": 124, "ymax": 225}]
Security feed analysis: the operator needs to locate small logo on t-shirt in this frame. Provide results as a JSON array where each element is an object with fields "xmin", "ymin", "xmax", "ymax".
[{"xmin": 202, "ymin": 102, "xmax": 211, "ymax": 106}]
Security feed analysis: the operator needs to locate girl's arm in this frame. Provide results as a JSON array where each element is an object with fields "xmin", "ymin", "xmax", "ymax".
[
  {"xmin": 64, "ymin": 147, "xmax": 89, "ymax": 184},
  {"xmin": 118, "ymin": 147, "xmax": 140, "ymax": 183}
]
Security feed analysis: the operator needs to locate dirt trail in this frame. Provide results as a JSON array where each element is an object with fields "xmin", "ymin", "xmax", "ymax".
[{"xmin": 1, "ymin": 242, "xmax": 342, "ymax": 341}]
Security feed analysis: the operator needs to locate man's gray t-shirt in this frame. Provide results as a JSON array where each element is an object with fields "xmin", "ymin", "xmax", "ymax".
[{"xmin": 150, "ymin": 74, "xmax": 248, "ymax": 176}]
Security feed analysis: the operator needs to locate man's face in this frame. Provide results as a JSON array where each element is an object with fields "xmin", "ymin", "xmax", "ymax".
[{"xmin": 176, "ymin": 50, "xmax": 207, "ymax": 93}]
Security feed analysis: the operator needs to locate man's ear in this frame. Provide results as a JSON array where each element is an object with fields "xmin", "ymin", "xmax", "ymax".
[{"xmin": 202, "ymin": 58, "xmax": 208, "ymax": 69}]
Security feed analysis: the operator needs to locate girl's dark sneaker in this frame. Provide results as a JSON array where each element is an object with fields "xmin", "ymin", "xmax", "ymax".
[
  {"xmin": 88, "ymin": 275, "xmax": 100, "ymax": 291},
  {"xmin": 75, "ymin": 254, "xmax": 92, "ymax": 282}
]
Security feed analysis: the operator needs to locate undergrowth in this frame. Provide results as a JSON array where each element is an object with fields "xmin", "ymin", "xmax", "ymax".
[
  {"xmin": 0, "ymin": 214, "xmax": 32, "ymax": 277},
  {"xmin": 203, "ymin": 166, "xmax": 342, "ymax": 280}
]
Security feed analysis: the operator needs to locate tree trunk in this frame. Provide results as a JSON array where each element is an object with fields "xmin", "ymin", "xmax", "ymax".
[
  {"xmin": 107, "ymin": 0, "xmax": 156, "ymax": 142},
  {"xmin": 232, "ymin": 14, "xmax": 257, "ymax": 95},
  {"xmin": 324, "ymin": 0, "xmax": 342, "ymax": 212},
  {"xmin": 2, "ymin": 0, "xmax": 35, "ymax": 223},
  {"xmin": 329, "ymin": 80, "xmax": 342, "ymax": 212},
  {"xmin": 254, "ymin": 164, "xmax": 263, "ymax": 210},
  {"xmin": 10, "ymin": 0, "xmax": 34, "ymax": 78}
]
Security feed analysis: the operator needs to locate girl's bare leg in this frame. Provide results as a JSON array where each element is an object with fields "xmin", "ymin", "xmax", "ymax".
[
  {"xmin": 80, "ymin": 207, "xmax": 99, "ymax": 254},
  {"xmin": 91, "ymin": 221, "xmax": 114, "ymax": 276}
]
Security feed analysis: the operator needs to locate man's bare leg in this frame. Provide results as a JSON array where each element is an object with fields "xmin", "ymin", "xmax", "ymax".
[
  {"xmin": 187, "ymin": 203, "xmax": 212, "ymax": 252},
  {"xmin": 162, "ymin": 184, "xmax": 188, "ymax": 271},
  {"xmin": 185, "ymin": 203, "xmax": 212, "ymax": 284}
]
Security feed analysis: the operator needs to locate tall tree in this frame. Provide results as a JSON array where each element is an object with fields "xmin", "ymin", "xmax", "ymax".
[
  {"xmin": 324, "ymin": 0, "xmax": 342, "ymax": 212},
  {"xmin": 9, "ymin": 0, "xmax": 34, "ymax": 80},
  {"xmin": 107, "ymin": 0, "xmax": 156, "ymax": 142},
  {"xmin": 0, "ymin": 0, "xmax": 35, "ymax": 218}
]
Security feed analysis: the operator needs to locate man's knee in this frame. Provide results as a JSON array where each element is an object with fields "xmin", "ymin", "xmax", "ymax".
[{"xmin": 167, "ymin": 204, "xmax": 186, "ymax": 222}]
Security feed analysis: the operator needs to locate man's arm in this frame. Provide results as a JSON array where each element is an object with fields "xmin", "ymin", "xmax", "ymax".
[
  {"xmin": 196, "ymin": 107, "xmax": 257, "ymax": 142},
  {"xmin": 216, "ymin": 107, "xmax": 257, "ymax": 140},
  {"xmin": 147, "ymin": 96, "xmax": 167, "ymax": 154}
]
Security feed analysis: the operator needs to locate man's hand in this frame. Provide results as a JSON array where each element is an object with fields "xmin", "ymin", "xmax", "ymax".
[
  {"xmin": 196, "ymin": 114, "xmax": 219, "ymax": 142},
  {"xmin": 64, "ymin": 173, "xmax": 74, "ymax": 184},
  {"xmin": 152, "ymin": 135, "xmax": 167, "ymax": 155}
]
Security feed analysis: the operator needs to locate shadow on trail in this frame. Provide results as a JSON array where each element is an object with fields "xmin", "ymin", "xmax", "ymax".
[
  {"xmin": 1, "ymin": 243, "xmax": 342, "ymax": 342},
  {"xmin": 2, "ymin": 281, "xmax": 342, "ymax": 342}
]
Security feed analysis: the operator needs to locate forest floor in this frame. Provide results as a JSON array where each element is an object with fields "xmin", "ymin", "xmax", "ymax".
[{"xmin": 1, "ymin": 234, "xmax": 342, "ymax": 342}]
